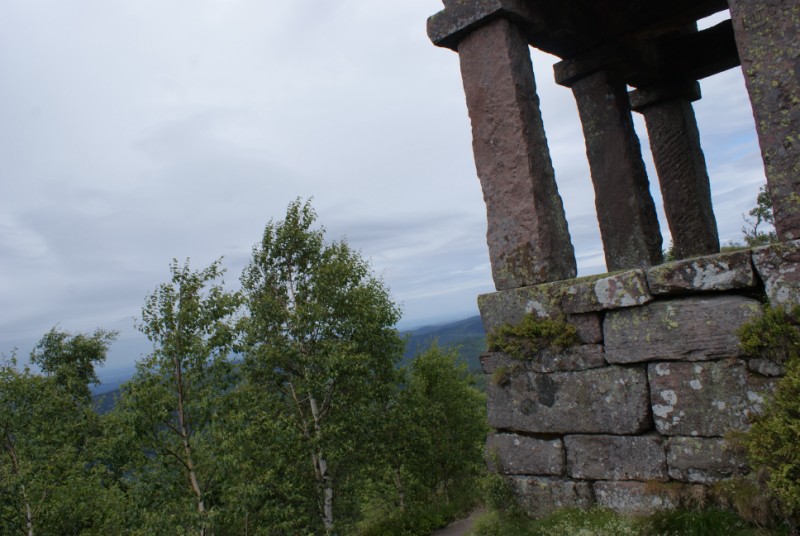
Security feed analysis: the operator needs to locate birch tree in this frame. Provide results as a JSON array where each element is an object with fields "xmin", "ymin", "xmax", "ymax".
[{"xmin": 240, "ymin": 199, "xmax": 403, "ymax": 535}]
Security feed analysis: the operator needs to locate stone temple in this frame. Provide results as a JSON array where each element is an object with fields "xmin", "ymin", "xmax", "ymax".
[{"xmin": 428, "ymin": 0, "xmax": 800, "ymax": 515}]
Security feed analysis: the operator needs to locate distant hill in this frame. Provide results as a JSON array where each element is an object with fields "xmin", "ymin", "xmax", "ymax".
[
  {"xmin": 400, "ymin": 315, "xmax": 486, "ymax": 372},
  {"xmin": 93, "ymin": 315, "xmax": 488, "ymax": 413}
]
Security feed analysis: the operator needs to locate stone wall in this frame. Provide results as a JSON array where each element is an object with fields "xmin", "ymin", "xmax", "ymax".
[{"xmin": 478, "ymin": 241, "xmax": 800, "ymax": 516}]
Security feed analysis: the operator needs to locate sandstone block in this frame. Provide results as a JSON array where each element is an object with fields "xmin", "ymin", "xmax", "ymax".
[
  {"xmin": 511, "ymin": 476, "xmax": 593, "ymax": 518},
  {"xmin": 565, "ymin": 434, "xmax": 667, "ymax": 481},
  {"xmin": 562, "ymin": 270, "xmax": 652, "ymax": 313},
  {"xmin": 593, "ymin": 481, "xmax": 705, "ymax": 515},
  {"xmin": 752, "ymin": 240, "xmax": 800, "ymax": 309},
  {"xmin": 605, "ymin": 296, "xmax": 761, "ymax": 363},
  {"xmin": 747, "ymin": 358, "xmax": 784, "ymax": 377},
  {"xmin": 646, "ymin": 250, "xmax": 755, "ymax": 295},
  {"xmin": 648, "ymin": 360, "xmax": 777, "ymax": 436},
  {"xmin": 478, "ymin": 280, "xmax": 570, "ymax": 331},
  {"xmin": 488, "ymin": 366, "xmax": 651, "ymax": 434},
  {"xmin": 568, "ymin": 313, "xmax": 603, "ymax": 343},
  {"xmin": 666, "ymin": 437, "xmax": 747, "ymax": 483},
  {"xmin": 486, "ymin": 434, "xmax": 564, "ymax": 476},
  {"xmin": 480, "ymin": 346, "xmax": 605, "ymax": 375}
]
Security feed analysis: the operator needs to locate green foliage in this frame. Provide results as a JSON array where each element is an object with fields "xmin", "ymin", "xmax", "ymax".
[
  {"xmin": 487, "ymin": 314, "xmax": 578, "ymax": 360},
  {"xmin": 240, "ymin": 199, "xmax": 404, "ymax": 534},
  {"xmin": 736, "ymin": 305, "xmax": 800, "ymax": 532},
  {"xmin": 1, "ymin": 333, "xmax": 122, "ymax": 536},
  {"xmin": 30, "ymin": 326, "xmax": 117, "ymax": 402},
  {"xmin": 743, "ymin": 185, "xmax": 779, "ymax": 247},
  {"xmin": 111, "ymin": 258, "xmax": 242, "ymax": 535}
]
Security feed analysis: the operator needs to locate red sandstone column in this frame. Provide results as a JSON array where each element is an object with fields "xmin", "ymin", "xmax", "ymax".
[
  {"xmin": 457, "ymin": 18, "xmax": 577, "ymax": 290},
  {"xmin": 728, "ymin": 0, "xmax": 800, "ymax": 241},
  {"xmin": 560, "ymin": 68, "xmax": 664, "ymax": 271},
  {"xmin": 630, "ymin": 82, "xmax": 720, "ymax": 259}
]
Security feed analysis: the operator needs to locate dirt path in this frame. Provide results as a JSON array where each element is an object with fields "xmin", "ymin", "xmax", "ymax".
[{"xmin": 430, "ymin": 508, "xmax": 486, "ymax": 536}]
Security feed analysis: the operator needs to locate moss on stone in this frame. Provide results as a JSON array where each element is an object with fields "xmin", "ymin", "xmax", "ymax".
[{"xmin": 487, "ymin": 314, "xmax": 579, "ymax": 360}]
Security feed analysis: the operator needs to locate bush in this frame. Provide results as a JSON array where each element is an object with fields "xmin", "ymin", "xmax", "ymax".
[{"xmin": 486, "ymin": 315, "xmax": 578, "ymax": 360}]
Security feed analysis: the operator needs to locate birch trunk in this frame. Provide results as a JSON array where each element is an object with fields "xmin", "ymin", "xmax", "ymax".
[{"xmin": 309, "ymin": 395, "xmax": 334, "ymax": 534}]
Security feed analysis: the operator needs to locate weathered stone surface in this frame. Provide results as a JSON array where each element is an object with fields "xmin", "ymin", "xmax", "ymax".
[
  {"xmin": 427, "ymin": 0, "xmax": 538, "ymax": 51},
  {"xmin": 562, "ymin": 269, "xmax": 652, "ymax": 313},
  {"xmin": 636, "ymin": 89, "xmax": 720, "ymax": 259},
  {"xmin": 729, "ymin": 0, "xmax": 800, "ymax": 241},
  {"xmin": 488, "ymin": 366, "xmax": 651, "ymax": 434},
  {"xmin": 511, "ymin": 476, "xmax": 593, "ymax": 518},
  {"xmin": 486, "ymin": 434, "xmax": 564, "ymax": 476},
  {"xmin": 594, "ymin": 481, "xmax": 705, "ymax": 515},
  {"xmin": 648, "ymin": 360, "xmax": 777, "ymax": 436},
  {"xmin": 748, "ymin": 358, "xmax": 784, "ymax": 377},
  {"xmin": 569, "ymin": 69, "xmax": 663, "ymax": 271},
  {"xmin": 666, "ymin": 437, "xmax": 748, "ymax": 484},
  {"xmin": 605, "ymin": 296, "xmax": 762, "ymax": 363},
  {"xmin": 480, "ymin": 346, "xmax": 606, "ymax": 375},
  {"xmin": 645, "ymin": 250, "xmax": 756, "ymax": 295},
  {"xmin": 478, "ymin": 280, "xmax": 570, "ymax": 331},
  {"xmin": 567, "ymin": 312, "xmax": 603, "ymax": 343},
  {"xmin": 459, "ymin": 17, "xmax": 576, "ymax": 290},
  {"xmin": 565, "ymin": 434, "xmax": 667, "ymax": 481},
  {"xmin": 752, "ymin": 240, "xmax": 800, "ymax": 309}
]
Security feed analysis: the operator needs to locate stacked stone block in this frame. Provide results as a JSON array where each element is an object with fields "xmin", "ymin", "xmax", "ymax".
[{"xmin": 478, "ymin": 241, "xmax": 800, "ymax": 516}]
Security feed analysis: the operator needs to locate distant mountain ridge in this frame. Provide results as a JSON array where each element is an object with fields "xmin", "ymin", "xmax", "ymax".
[{"xmin": 94, "ymin": 315, "xmax": 488, "ymax": 413}]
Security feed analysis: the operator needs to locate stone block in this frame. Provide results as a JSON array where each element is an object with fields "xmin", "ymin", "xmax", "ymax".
[
  {"xmin": 478, "ymin": 280, "xmax": 568, "ymax": 331},
  {"xmin": 511, "ymin": 476, "xmax": 593, "ymax": 518},
  {"xmin": 480, "ymin": 346, "xmax": 606, "ymax": 375},
  {"xmin": 565, "ymin": 434, "xmax": 667, "ymax": 481},
  {"xmin": 488, "ymin": 366, "xmax": 651, "ymax": 434},
  {"xmin": 486, "ymin": 434, "xmax": 564, "ymax": 476},
  {"xmin": 562, "ymin": 270, "xmax": 652, "ymax": 314},
  {"xmin": 666, "ymin": 437, "xmax": 748, "ymax": 484},
  {"xmin": 567, "ymin": 312, "xmax": 604, "ymax": 344},
  {"xmin": 648, "ymin": 360, "xmax": 777, "ymax": 436},
  {"xmin": 605, "ymin": 296, "xmax": 762, "ymax": 363},
  {"xmin": 747, "ymin": 358, "xmax": 784, "ymax": 377},
  {"xmin": 645, "ymin": 250, "xmax": 756, "ymax": 295},
  {"xmin": 594, "ymin": 481, "xmax": 705, "ymax": 515},
  {"xmin": 752, "ymin": 240, "xmax": 800, "ymax": 309}
]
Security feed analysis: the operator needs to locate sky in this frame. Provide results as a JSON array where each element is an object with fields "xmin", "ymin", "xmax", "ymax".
[{"xmin": 1, "ymin": 1, "xmax": 769, "ymax": 378}]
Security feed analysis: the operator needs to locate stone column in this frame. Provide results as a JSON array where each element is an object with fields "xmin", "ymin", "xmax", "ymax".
[
  {"xmin": 455, "ymin": 17, "xmax": 577, "ymax": 290},
  {"xmin": 630, "ymin": 82, "xmax": 720, "ymax": 259},
  {"xmin": 728, "ymin": 0, "xmax": 800, "ymax": 241},
  {"xmin": 557, "ymin": 66, "xmax": 663, "ymax": 271}
]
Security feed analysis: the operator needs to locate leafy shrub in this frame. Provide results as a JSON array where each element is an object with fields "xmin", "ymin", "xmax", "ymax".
[
  {"xmin": 486, "ymin": 315, "xmax": 578, "ymax": 360},
  {"xmin": 737, "ymin": 306, "xmax": 800, "ymax": 533}
]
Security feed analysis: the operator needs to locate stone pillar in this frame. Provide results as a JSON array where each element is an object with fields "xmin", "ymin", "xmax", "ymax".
[
  {"xmin": 728, "ymin": 0, "xmax": 800, "ymax": 241},
  {"xmin": 630, "ymin": 82, "xmax": 720, "ymax": 259},
  {"xmin": 455, "ymin": 17, "xmax": 577, "ymax": 290},
  {"xmin": 557, "ymin": 66, "xmax": 663, "ymax": 271}
]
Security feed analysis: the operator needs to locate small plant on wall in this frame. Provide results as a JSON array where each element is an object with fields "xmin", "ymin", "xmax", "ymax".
[{"xmin": 486, "ymin": 314, "xmax": 578, "ymax": 360}]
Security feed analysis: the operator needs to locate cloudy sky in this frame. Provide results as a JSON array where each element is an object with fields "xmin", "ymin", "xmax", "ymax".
[{"xmin": 1, "ymin": 1, "xmax": 768, "ymax": 377}]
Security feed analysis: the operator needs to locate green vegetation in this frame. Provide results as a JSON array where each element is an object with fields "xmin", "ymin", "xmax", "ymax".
[
  {"xmin": 486, "ymin": 314, "xmax": 578, "ymax": 360},
  {"xmin": 1, "ymin": 200, "xmax": 487, "ymax": 536},
  {"xmin": 733, "ymin": 305, "xmax": 800, "ymax": 533}
]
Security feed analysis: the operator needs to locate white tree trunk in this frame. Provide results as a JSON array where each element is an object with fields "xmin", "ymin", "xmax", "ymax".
[{"xmin": 309, "ymin": 395, "xmax": 334, "ymax": 534}]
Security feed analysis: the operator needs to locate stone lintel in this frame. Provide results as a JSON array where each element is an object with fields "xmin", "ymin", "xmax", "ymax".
[
  {"xmin": 728, "ymin": 0, "xmax": 800, "ymax": 241},
  {"xmin": 664, "ymin": 19, "xmax": 740, "ymax": 81},
  {"xmin": 427, "ymin": 0, "xmax": 542, "ymax": 51},
  {"xmin": 570, "ymin": 69, "xmax": 664, "ymax": 271},
  {"xmin": 630, "ymin": 80, "xmax": 702, "ymax": 112},
  {"xmin": 459, "ymin": 18, "xmax": 576, "ymax": 290},
  {"xmin": 645, "ymin": 249, "xmax": 756, "ymax": 295}
]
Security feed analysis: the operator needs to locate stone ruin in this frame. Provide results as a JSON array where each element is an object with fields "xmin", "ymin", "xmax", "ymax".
[{"xmin": 428, "ymin": 0, "xmax": 800, "ymax": 516}]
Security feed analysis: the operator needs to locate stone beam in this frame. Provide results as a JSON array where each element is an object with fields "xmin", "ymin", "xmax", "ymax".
[
  {"xmin": 728, "ymin": 0, "xmax": 800, "ymax": 241},
  {"xmin": 631, "ymin": 82, "xmax": 720, "ymax": 259},
  {"xmin": 458, "ymin": 18, "xmax": 577, "ymax": 289},
  {"xmin": 558, "ymin": 65, "xmax": 663, "ymax": 271},
  {"xmin": 664, "ymin": 20, "xmax": 740, "ymax": 81}
]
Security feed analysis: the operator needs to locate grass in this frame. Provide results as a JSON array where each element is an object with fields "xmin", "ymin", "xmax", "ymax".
[{"xmin": 469, "ymin": 507, "xmax": 790, "ymax": 536}]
